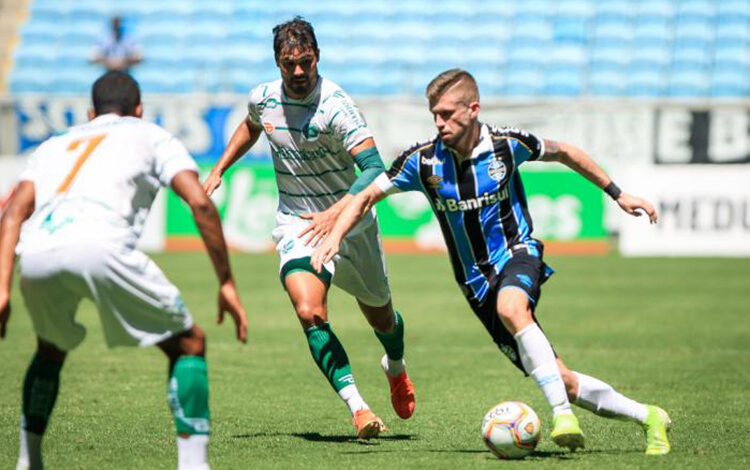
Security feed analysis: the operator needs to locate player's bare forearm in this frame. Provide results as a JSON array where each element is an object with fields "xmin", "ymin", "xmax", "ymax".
[
  {"xmin": 542, "ymin": 140, "xmax": 612, "ymax": 189},
  {"xmin": 332, "ymin": 184, "xmax": 385, "ymax": 242},
  {"xmin": 311, "ymin": 183, "xmax": 386, "ymax": 272},
  {"xmin": 0, "ymin": 182, "xmax": 34, "ymax": 304},
  {"xmin": 213, "ymin": 118, "xmax": 261, "ymax": 176},
  {"xmin": 172, "ymin": 171, "xmax": 233, "ymax": 284},
  {"xmin": 543, "ymin": 140, "xmax": 658, "ymax": 223}
]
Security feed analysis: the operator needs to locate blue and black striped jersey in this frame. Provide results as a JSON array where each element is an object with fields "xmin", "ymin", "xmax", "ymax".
[{"xmin": 379, "ymin": 123, "xmax": 546, "ymax": 303}]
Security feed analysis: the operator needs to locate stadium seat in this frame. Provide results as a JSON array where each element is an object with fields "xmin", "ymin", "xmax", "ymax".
[
  {"xmin": 668, "ymin": 71, "xmax": 710, "ymax": 97},
  {"xmin": 502, "ymin": 68, "xmax": 545, "ymax": 97},
  {"xmin": 626, "ymin": 69, "xmax": 666, "ymax": 97},
  {"xmin": 588, "ymin": 69, "xmax": 626, "ymax": 96},
  {"xmin": 630, "ymin": 47, "xmax": 671, "ymax": 69},
  {"xmin": 544, "ymin": 66, "xmax": 585, "ymax": 96},
  {"xmin": 553, "ymin": 18, "xmax": 589, "ymax": 45},
  {"xmin": 592, "ymin": 20, "xmax": 633, "ymax": 46},
  {"xmin": 671, "ymin": 46, "xmax": 711, "ymax": 71},
  {"xmin": 710, "ymin": 70, "xmax": 748, "ymax": 97}
]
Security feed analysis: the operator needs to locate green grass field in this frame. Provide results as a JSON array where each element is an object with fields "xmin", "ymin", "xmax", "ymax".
[{"xmin": 1, "ymin": 253, "xmax": 749, "ymax": 469}]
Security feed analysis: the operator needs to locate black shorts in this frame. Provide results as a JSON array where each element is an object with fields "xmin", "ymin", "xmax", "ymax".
[{"xmin": 467, "ymin": 248, "xmax": 554, "ymax": 373}]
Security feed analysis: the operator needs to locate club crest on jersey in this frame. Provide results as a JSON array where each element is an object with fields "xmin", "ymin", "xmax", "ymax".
[
  {"xmin": 302, "ymin": 121, "xmax": 320, "ymax": 141},
  {"xmin": 488, "ymin": 159, "xmax": 506, "ymax": 182},
  {"xmin": 263, "ymin": 122, "xmax": 275, "ymax": 134},
  {"xmin": 426, "ymin": 175, "xmax": 443, "ymax": 189}
]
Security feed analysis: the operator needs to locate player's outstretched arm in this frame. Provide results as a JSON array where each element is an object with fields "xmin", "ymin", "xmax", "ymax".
[
  {"xmin": 299, "ymin": 138, "xmax": 385, "ymax": 246},
  {"xmin": 203, "ymin": 117, "xmax": 262, "ymax": 196},
  {"xmin": 541, "ymin": 139, "xmax": 658, "ymax": 224},
  {"xmin": 311, "ymin": 182, "xmax": 388, "ymax": 273},
  {"xmin": 0, "ymin": 182, "xmax": 35, "ymax": 339},
  {"xmin": 172, "ymin": 170, "xmax": 248, "ymax": 343}
]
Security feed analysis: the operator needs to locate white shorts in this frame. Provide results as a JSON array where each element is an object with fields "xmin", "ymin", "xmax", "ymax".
[
  {"xmin": 272, "ymin": 211, "xmax": 391, "ymax": 307},
  {"xmin": 19, "ymin": 243, "xmax": 192, "ymax": 351}
]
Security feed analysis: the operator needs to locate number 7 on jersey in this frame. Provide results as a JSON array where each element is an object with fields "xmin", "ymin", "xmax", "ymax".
[{"xmin": 57, "ymin": 133, "xmax": 107, "ymax": 193}]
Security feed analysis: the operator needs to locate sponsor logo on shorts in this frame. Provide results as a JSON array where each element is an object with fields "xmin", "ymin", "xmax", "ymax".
[
  {"xmin": 516, "ymin": 274, "xmax": 533, "ymax": 288},
  {"xmin": 488, "ymin": 159, "xmax": 507, "ymax": 182},
  {"xmin": 500, "ymin": 344, "xmax": 518, "ymax": 362},
  {"xmin": 263, "ymin": 122, "xmax": 275, "ymax": 134},
  {"xmin": 281, "ymin": 239, "xmax": 295, "ymax": 254}
]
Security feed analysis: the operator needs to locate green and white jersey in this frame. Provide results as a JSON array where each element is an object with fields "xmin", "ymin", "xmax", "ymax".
[{"xmin": 247, "ymin": 77, "xmax": 373, "ymax": 215}]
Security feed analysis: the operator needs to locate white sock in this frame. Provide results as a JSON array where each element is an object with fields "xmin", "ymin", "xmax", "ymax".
[
  {"xmin": 381, "ymin": 354, "xmax": 405, "ymax": 377},
  {"xmin": 573, "ymin": 371, "xmax": 649, "ymax": 423},
  {"xmin": 17, "ymin": 427, "xmax": 43, "ymax": 470},
  {"xmin": 338, "ymin": 384, "xmax": 369, "ymax": 415},
  {"xmin": 514, "ymin": 323, "xmax": 572, "ymax": 416},
  {"xmin": 177, "ymin": 434, "xmax": 210, "ymax": 470}
]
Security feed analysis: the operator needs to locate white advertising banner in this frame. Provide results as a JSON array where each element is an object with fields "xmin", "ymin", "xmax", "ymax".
[{"xmin": 620, "ymin": 166, "xmax": 750, "ymax": 256}]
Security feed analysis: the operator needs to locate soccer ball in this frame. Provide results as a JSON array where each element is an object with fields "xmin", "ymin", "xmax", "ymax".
[{"xmin": 481, "ymin": 401, "xmax": 541, "ymax": 459}]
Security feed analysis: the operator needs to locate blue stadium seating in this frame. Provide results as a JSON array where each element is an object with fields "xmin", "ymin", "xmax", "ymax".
[{"xmin": 9, "ymin": 0, "xmax": 750, "ymax": 97}]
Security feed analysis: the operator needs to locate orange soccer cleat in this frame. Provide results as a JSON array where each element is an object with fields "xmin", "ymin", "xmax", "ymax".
[
  {"xmin": 381, "ymin": 355, "xmax": 416, "ymax": 419},
  {"xmin": 353, "ymin": 408, "xmax": 386, "ymax": 439}
]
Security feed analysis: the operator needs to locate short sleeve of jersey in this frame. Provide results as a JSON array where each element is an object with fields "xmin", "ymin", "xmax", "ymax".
[
  {"xmin": 247, "ymin": 85, "xmax": 265, "ymax": 127},
  {"xmin": 17, "ymin": 142, "xmax": 48, "ymax": 184},
  {"xmin": 494, "ymin": 126, "xmax": 545, "ymax": 165},
  {"xmin": 152, "ymin": 128, "xmax": 198, "ymax": 186},
  {"xmin": 384, "ymin": 149, "xmax": 422, "ymax": 193},
  {"xmin": 328, "ymin": 90, "xmax": 373, "ymax": 152}
]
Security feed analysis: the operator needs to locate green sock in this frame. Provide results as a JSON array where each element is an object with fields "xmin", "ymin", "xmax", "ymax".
[
  {"xmin": 305, "ymin": 323, "xmax": 355, "ymax": 393},
  {"xmin": 22, "ymin": 352, "xmax": 63, "ymax": 434},
  {"xmin": 374, "ymin": 311, "xmax": 405, "ymax": 361},
  {"xmin": 168, "ymin": 356, "xmax": 210, "ymax": 436}
]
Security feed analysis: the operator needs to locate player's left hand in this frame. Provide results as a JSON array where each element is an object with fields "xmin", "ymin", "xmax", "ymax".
[
  {"xmin": 217, "ymin": 280, "xmax": 248, "ymax": 344},
  {"xmin": 0, "ymin": 293, "xmax": 10, "ymax": 339},
  {"xmin": 298, "ymin": 207, "xmax": 340, "ymax": 246},
  {"xmin": 617, "ymin": 193, "xmax": 658, "ymax": 224},
  {"xmin": 311, "ymin": 237, "xmax": 340, "ymax": 273}
]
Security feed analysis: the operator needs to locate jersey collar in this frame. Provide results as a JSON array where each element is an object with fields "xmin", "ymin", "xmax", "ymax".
[
  {"xmin": 439, "ymin": 122, "xmax": 492, "ymax": 162},
  {"xmin": 281, "ymin": 75, "xmax": 322, "ymax": 105},
  {"xmin": 91, "ymin": 113, "xmax": 123, "ymax": 123}
]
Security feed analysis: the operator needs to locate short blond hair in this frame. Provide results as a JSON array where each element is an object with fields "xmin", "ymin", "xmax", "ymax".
[{"xmin": 425, "ymin": 69, "xmax": 479, "ymax": 105}]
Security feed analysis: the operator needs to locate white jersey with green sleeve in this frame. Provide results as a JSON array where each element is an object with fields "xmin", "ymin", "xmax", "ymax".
[{"xmin": 247, "ymin": 77, "xmax": 373, "ymax": 216}]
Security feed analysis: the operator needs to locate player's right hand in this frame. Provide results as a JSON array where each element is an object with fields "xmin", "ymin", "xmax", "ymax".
[
  {"xmin": 0, "ymin": 293, "xmax": 10, "ymax": 339},
  {"xmin": 311, "ymin": 238, "xmax": 340, "ymax": 273},
  {"xmin": 203, "ymin": 171, "xmax": 223, "ymax": 197},
  {"xmin": 217, "ymin": 280, "xmax": 248, "ymax": 344}
]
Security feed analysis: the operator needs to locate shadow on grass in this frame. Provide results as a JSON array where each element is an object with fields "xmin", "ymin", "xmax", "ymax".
[
  {"xmin": 230, "ymin": 432, "xmax": 415, "ymax": 445},
  {"xmin": 293, "ymin": 432, "xmax": 415, "ymax": 444}
]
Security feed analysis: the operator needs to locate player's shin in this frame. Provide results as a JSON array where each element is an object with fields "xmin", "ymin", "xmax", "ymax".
[
  {"xmin": 18, "ymin": 352, "xmax": 63, "ymax": 470},
  {"xmin": 514, "ymin": 324, "xmax": 572, "ymax": 416},
  {"xmin": 168, "ymin": 356, "xmax": 210, "ymax": 470},
  {"xmin": 305, "ymin": 323, "xmax": 368, "ymax": 414},
  {"xmin": 373, "ymin": 311, "xmax": 405, "ymax": 376},
  {"xmin": 572, "ymin": 371, "xmax": 648, "ymax": 422}
]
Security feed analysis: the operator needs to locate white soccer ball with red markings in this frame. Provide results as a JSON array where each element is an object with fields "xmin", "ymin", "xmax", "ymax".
[{"xmin": 481, "ymin": 401, "xmax": 541, "ymax": 459}]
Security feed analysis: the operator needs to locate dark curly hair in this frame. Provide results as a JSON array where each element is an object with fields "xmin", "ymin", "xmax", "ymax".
[{"xmin": 272, "ymin": 16, "xmax": 319, "ymax": 60}]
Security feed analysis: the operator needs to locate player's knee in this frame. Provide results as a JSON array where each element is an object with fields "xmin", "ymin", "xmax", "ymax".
[
  {"xmin": 36, "ymin": 339, "xmax": 67, "ymax": 363},
  {"xmin": 181, "ymin": 325, "xmax": 206, "ymax": 357},
  {"xmin": 560, "ymin": 369, "xmax": 579, "ymax": 401},
  {"xmin": 295, "ymin": 302, "xmax": 326, "ymax": 327},
  {"xmin": 496, "ymin": 302, "xmax": 531, "ymax": 331}
]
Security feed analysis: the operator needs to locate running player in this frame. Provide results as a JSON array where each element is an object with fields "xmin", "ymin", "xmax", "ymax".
[
  {"xmin": 0, "ymin": 71, "xmax": 248, "ymax": 470},
  {"xmin": 202, "ymin": 17, "xmax": 414, "ymax": 438},
  {"xmin": 312, "ymin": 69, "xmax": 672, "ymax": 455}
]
